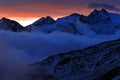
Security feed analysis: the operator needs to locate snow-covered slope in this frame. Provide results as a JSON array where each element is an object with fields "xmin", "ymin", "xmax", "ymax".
[
  {"xmin": 24, "ymin": 16, "xmax": 55, "ymax": 32},
  {"xmin": 25, "ymin": 9, "xmax": 120, "ymax": 36},
  {"xmin": 86, "ymin": 9, "xmax": 120, "ymax": 35},
  {"xmin": 0, "ymin": 9, "xmax": 120, "ymax": 36},
  {"xmin": 30, "ymin": 38, "xmax": 120, "ymax": 80},
  {"xmin": 0, "ymin": 17, "xmax": 24, "ymax": 32},
  {"xmin": 26, "ymin": 13, "xmax": 96, "ymax": 35}
]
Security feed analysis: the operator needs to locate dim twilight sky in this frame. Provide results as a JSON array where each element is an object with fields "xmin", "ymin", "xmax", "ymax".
[{"xmin": 0, "ymin": 0, "xmax": 120, "ymax": 26}]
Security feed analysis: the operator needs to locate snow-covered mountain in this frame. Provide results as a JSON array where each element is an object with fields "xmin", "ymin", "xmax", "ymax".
[
  {"xmin": 0, "ymin": 9, "xmax": 119, "ymax": 80},
  {"xmin": 0, "ymin": 9, "xmax": 120, "ymax": 36},
  {"xmin": 24, "ymin": 16, "xmax": 55, "ymax": 32},
  {"xmin": 86, "ymin": 9, "xmax": 120, "ymax": 35},
  {"xmin": 25, "ymin": 9, "xmax": 120, "ymax": 36},
  {"xmin": 0, "ymin": 17, "xmax": 24, "ymax": 32},
  {"xmin": 29, "ymin": 38, "xmax": 120, "ymax": 80}
]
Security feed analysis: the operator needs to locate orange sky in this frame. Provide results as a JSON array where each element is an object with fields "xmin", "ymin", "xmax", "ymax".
[
  {"xmin": 0, "ymin": 8, "xmax": 90, "ymax": 26},
  {"xmin": 0, "ymin": 7, "xmax": 92, "ymax": 26},
  {"xmin": 0, "ymin": 0, "xmax": 119, "ymax": 26}
]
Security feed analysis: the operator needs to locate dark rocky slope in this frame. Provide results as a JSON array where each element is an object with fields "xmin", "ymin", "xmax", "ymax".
[
  {"xmin": 30, "ymin": 38, "xmax": 120, "ymax": 80},
  {"xmin": 0, "ymin": 17, "xmax": 24, "ymax": 32}
]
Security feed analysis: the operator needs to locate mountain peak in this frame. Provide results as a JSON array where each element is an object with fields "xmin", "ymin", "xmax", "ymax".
[
  {"xmin": 87, "ymin": 9, "xmax": 109, "ymax": 24},
  {"xmin": 101, "ymin": 8, "xmax": 108, "ymax": 13},
  {"xmin": 0, "ymin": 17, "xmax": 24, "ymax": 32},
  {"xmin": 1, "ymin": 17, "xmax": 11, "ymax": 22},
  {"xmin": 99, "ymin": 8, "xmax": 108, "ymax": 15},
  {"xmin": 1, "ymin": 17, "xmax": 8, "ymax": 20},
  {"xmin": 91, "ymin": 9, "xmax": 99, "ymax": 14},
  {"xmin": 89, "ymin": 9, "xmax": 108, "ymax": 16},
  {"xmin": 45, "ymin": 16, "xmax": 55, "ymax": 23},
  {"xmin": 46, "ymin": 16, "xmax": 54, "ymax": 20},
  {"xmin": 93, "ymin": 9, "xmax": 98, "ymax": 12},
  {"xmin": 0, "ymin": 17, "xmax": 21, "ymax": 24},
  {"xmin": 32, "ymin": 16, "xmax": 55, "ymax": 26},
  {"xmin": 69, "ymin": 13, "xmax": 81, "ymax": 17}
]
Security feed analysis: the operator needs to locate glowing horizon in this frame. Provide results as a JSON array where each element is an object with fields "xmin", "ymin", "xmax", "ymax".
[
  {"xmin": 0, "ymin": 12, "xmax": 88, "ymax": 26},
  {"xmin": 0, "ymin": 10, "xmax": 92, "ymax": 26},
  {"xmin": 0, "ymin": 0, "xmax": 120, "ymax": 26}
]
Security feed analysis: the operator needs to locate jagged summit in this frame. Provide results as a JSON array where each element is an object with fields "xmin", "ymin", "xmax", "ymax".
[
  {"xmin": 87, "ymin": 9, "xmax": 110, "ymax": 24},
  {"xmin": 69, "ymin": 13, "xmax": 81, "ymax": 17},
  {"xmin": 88, "ymin": 8, "xmax": 108, "ymax": 18},
  {"xmin": 46, "ymin": 16, "xmax": 55, "ymax": 21},
  {"xmin": 89, "ymin": 8, "xmax": 108, "ymax": 15},
  {"xmin": 1, "ymin": 17, "xmax": 9, "ymax": 21},
  {"xmin": 101, "ymin": 8, "xmax": 108, "ymax": 13},
  {"xmin": 1, "ymin": 17, "xmax": 17, "ymax": 24},
  {"xmin": 0, "ymin": 17, "xmax": 24, "ymax": 32},
  {"xmin": 32, "ymin": 16, "xmax": 55, "ymax": 26},
  {"xmin": 69, "ymin": 9, "xmax": 108, "ymax": 18},
  {"xmin": 1, "ymin": 17, "xmax": 19, "ymax": 24},
  {"xmin": 91, "ymin": 9, "xmax": 98, "ymax": 14}
]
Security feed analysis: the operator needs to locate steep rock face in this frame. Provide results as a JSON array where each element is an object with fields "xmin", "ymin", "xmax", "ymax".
[
  {"xmin": 30, "ymin": 38, "xmax": 120, "ymax": 80},
  {"xmin": 0, "ymin": 17, "xmax": 24, "ymax": 32}
]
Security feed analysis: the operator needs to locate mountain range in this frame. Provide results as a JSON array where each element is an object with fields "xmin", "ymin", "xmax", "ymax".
[
  {"xmin": 0, "ymin": 9, "xmax": 120, "ymax": 36},
  {"xmin": 0, "ymin": 9, "xmax": 120, "ymax": 80}
]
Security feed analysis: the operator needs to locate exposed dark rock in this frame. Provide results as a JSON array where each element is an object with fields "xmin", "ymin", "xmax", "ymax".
[{"xmin": 30, "ymin": 38, "xmax": 120, "ymax": 80}]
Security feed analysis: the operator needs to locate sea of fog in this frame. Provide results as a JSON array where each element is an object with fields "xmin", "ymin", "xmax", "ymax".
[{"xmin": 0, "ymin": 31, "xmax": 120, "ymax": 80}]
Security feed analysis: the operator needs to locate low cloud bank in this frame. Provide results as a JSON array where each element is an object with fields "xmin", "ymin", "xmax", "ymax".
[
  {"xmin": 0, "ymin": 31, "xmax": 119, "ymax": 80},
  {"xmin": 0, "ymin": 31, "xmax": 107, "ymax": 62}
]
